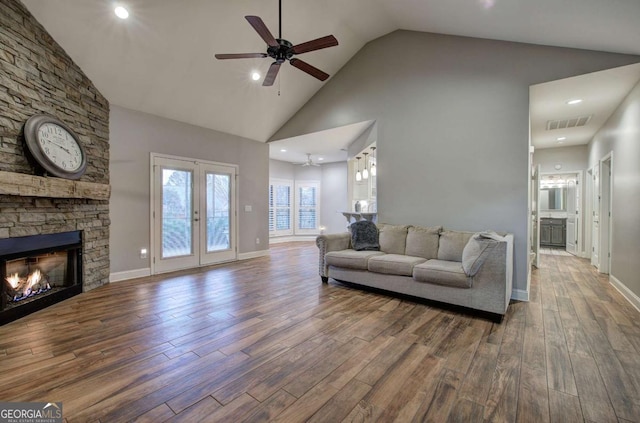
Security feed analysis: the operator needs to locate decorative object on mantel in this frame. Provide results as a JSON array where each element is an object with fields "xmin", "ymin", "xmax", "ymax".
[
  {"xmin": 0, "ymin": 171, "xmax": 110, "ymax": 200},
  {"xmin": 341, "ymin": 211, "xmax": 377, "ymax": 225},
  {"xmin": 355, "ymin": 156, "xmax": 362, "ymax": 182},
  {"xmin": 23, "ymin": 114, "xmax": 87, "ymax": 180},
  {"xmin": 370, "ymin": 147, "xmax": 376, "ymax": 176},
  {"xmin": 362, "ymin": 152, "xmax": 369, "ymax": 180}
]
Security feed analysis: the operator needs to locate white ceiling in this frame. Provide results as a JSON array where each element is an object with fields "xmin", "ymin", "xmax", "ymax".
[
  {"xmin": 530, "ymin": 63, "xmax": 640, "ymax": 150},
  {"xmin": 22, "ymin": 0, "xmax": 640, "ymax": 161}
]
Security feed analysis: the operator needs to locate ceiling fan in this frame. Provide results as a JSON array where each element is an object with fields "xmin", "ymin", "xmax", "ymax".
[
  {"xmin": 214, "ymin": 0, "xmax": 338, "ymax": 86},
  {"xmin": 296, "ymin": 154, "xmax": 321, "ymax": 167}
]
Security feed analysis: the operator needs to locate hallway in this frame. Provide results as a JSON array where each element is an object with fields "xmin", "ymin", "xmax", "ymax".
[{"xmin": 531, "ymin": 251, "xmax": 640, "ymax": 421}]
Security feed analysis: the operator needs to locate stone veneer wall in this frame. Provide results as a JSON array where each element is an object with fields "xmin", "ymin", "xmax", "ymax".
[{"xmin": 0, "ymin": 0, "xmax": 110, "ymax": 290}]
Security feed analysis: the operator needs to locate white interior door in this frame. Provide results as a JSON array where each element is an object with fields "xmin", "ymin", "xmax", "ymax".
[
  {"xmin": 566, "ymin": 177, "xmax": 577, "ymax": 255},
  {"xmin": 152, "ymin": 156, "xmax": 237, "ymax": 274},
  {"xmin": 591, "ymin": 165, "xmax": 600, "ymax": 268}
]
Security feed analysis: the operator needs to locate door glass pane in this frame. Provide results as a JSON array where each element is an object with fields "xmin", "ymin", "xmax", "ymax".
[
  {"xmin": 206, "ymin": 173, "xmax": 230, "ymax": 252},
  {"xmin": 162, "ymin": 169, "xmax": 192, "ymax": 258}
]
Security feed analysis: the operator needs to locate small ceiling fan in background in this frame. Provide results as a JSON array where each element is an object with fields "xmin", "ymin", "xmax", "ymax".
[
  {"xmin": 296, "ymin": 154, "xmax": 321, "ymax": 167},
  {"xmin": 215, "ymin": 0, "xmax": 339, "ymax": 86}
]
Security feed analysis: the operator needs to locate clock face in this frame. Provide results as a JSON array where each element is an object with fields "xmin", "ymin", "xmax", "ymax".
[
  {"xmin": 37, "ymin": 123, "xmax": 84, "ymax": 172},
  {"xmin": 23, "ymin": 114, "xmax": 88, "ymax": 180}
]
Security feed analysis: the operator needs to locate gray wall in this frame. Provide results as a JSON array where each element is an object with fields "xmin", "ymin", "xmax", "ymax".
[
  {"xmin": 271, "ymin": 30, "xmax": 640, "ymax": 295},
  {"xmin": 588, "ymin": 80, "xmax": 640, "ymax": 298},
  {"xmin": 320, "ymin": 161, "xmax": 349, "ymax": 234},
  {"xmin": 110, "ymin": 106, "xmax": 269, "ymax": 273},
  {"xmin": 533, "ymin": 145, "xmax": 588, "ymax": 173},
  {"xmin": 269, "ymin": 159, "xmax": 348, "ymax": 235}
]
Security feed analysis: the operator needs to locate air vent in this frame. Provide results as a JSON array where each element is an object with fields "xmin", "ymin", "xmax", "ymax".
[{"xmin": 546, "ymin": 115, "xmax": 592, "ymax": 130}]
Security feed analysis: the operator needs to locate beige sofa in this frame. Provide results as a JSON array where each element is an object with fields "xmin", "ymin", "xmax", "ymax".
[{"xmin": 316, "ymin": 224, "xmax": 513, "ymax": 320}]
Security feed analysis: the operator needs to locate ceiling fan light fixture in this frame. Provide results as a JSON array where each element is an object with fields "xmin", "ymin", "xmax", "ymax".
[{"xmin": 251, "ymin": 71, "xmax": 261, "ymax": 81}]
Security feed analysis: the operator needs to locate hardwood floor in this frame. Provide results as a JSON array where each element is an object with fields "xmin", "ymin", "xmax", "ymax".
[{"xmin": 1, "ymin": 242, "xmax": 639, "ymax": 422}]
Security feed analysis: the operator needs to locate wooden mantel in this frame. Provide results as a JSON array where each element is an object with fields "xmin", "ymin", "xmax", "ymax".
[{"xmin": 0, "ymin": 171, "xmax": 110, "ymax": 200}]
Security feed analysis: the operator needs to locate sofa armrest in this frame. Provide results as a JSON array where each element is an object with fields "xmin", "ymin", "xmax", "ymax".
[
  {"xmin": 470, "ymin": 234, "xmax": 513, "ymax": 314},
  {"xmin": 316, "ymin": 233, "xmax": 351, "ymax": 278}
]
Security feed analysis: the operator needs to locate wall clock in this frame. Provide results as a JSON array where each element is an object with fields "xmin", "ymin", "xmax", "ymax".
[{"xmin": 23, "ymin": 114, "xmax": 87, "ymax": 180}]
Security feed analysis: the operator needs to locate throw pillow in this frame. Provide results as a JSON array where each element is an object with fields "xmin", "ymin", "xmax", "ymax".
[
  {"xmin": 378, "ymin": 224, "xmax": 409, "ymax": 255},
  {"xmin": 405, "ymin": 225, "xmax": 442, "ymax": 259},
  {"xmin": 350, "ymin": 220, "xmax": 380, "ymax": 251},
  {"xmin": 462, "ymin": 233, "xmax": 497, "ymax": 276},
  {"xmin": 437, "ymin": 230, "xmax": 475, "ymax": 262}
]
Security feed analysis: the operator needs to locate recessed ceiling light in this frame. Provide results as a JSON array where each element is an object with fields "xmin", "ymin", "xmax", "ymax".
[
  {"xmin": 567, "ymin": 99, "xmax": 583, "ymax": 105},
  {"xmin": 280, "ymin": 149, "xmax": 286, "ymax": 152},
  {"xmin": 251, "ymin": 72, "xmax": 261, "ymax": 81},
  {"xmin": 556, "ymin": 137, "xmax": 566, "ymax": 141},
  {"xmin": 114, "ymin": 6, "xmax": 129, "ymax": 19}
]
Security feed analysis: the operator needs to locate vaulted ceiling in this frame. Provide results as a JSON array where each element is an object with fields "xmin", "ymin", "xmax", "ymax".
[{"xmin": 22, "ymin": 0, "xmax": 640, "ymax": 160}]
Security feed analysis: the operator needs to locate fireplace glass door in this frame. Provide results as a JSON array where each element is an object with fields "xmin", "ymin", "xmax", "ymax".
[{"xmin": 1, "ymin": 231, "xmax": 82, "ymax": 325}]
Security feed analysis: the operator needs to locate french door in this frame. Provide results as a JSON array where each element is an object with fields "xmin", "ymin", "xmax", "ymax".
[{"xmin": 152, "ymin": 155, "xmax": 237, "ymax": 274}]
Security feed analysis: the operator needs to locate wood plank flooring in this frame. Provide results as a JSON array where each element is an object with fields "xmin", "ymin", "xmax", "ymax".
[{"xmin": 1, "ymin": 242, "xmax": 639, "ymax": 422}]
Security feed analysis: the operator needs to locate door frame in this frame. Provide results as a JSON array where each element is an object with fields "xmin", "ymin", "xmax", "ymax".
[
  {"xmin": 149, "ymin": 153, "xmax": 239, "ymax": 275},
  {"xmin": 599, "ymin": 152, "xmax": 613, "ymax": 274},
  {"xmin": 539, "ymin": 170, "xmax": 582, "ymax": 255}
]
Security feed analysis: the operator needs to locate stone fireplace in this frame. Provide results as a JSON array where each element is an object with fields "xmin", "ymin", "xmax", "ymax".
[{"xmin": 1, "ymin": 0, "xmax": 111, "ymax": 324}]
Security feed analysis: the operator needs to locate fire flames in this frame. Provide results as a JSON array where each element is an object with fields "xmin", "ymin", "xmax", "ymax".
[{"xmin": 4, "ymin": 269, "xmax": 51, "ymax": 302}]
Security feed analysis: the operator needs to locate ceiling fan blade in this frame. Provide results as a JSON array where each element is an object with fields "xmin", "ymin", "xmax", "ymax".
[
  {"xmin": 289, "ymin": 58, "xmax": 329, "ymax": 81},
  {"xmin": 245, "ymin": 16, "xmax": 278, "ymax": 47},
  {"xmin": 291, "ymin": 35, "xmax": 338, "ymax": 55},
  {"xmin": 263, "ymin": 62, "xmax": 281, "ymax": 86},
  {"xmin": 215, "ymin": 53, "xmax": 268, "ymax": 60}
]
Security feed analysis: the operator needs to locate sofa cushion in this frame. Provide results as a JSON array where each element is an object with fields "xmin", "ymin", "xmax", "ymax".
[
  {"xmin": 350, "ymin": 220, "xmax": 380, "ymax": 251},
  {"xmin": 437, "ymin": 230, "xmax": 475, "ymax": 262},
  {"xmin": 368, "ymin": 254, "xmax": 427, "ymax": 276},
  {"xmin": 462, "ymin": 234, "xmax": 498, "ymax": 276},
  {"xmin": 325, "ymin": 249, "xmax": 385, "ymax": 270},
  {"xmin": 413, "ymin": 260, "xmax": 472, "ymax": 288},
  {"xmin": 378, "ymin": 224, "xmax": 409, "ymax": 255},
  {"xmin": 405, "ymin": 225, "xmax": 442, "ymax": 259}
]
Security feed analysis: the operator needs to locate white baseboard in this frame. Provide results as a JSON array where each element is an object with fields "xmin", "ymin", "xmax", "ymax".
[
  {"xmin": 238, "ymin": 250, "xmax": 270, "ymax": 260},
  {"xmin": 269, "ymin": 236, "xmax": 316, "ymax": 244},
  {"xmin": 511, "ymin": 289, "xmax": 529, "ymax": 302},
  {"xmin": 110, "ymin": 268, "xmax": 151, "ymax": 283},
  {"xmin": 110, "ymin": 252, "xmax": 268, "ymax": 283},
  {"xmin": 609, "ymin": 274, "xmax": 640, "ymax": 313}
]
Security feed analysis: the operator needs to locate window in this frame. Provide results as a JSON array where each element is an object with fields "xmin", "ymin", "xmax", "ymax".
[
  {"xmin": 269, "ymin": 179, "xmax": 293, "ymax": 236},
  {"xmin": 295, "ymin": 181, "xmax": 320, "ymax": 234}
]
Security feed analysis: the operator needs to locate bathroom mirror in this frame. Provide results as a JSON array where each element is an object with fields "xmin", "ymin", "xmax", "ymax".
[{"xmin": 540, "ymin": 187, "xmax": 566, "ymax": 211}]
